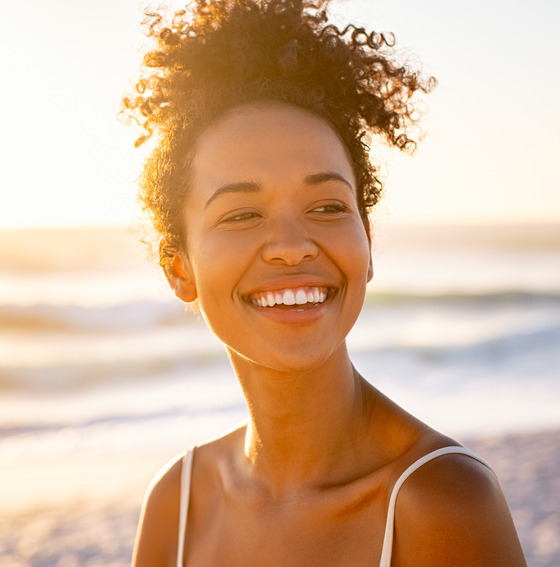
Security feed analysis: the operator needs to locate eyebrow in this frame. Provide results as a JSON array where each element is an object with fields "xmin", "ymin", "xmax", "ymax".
[
  {"xmin": 304, "ymin": 172, "xmax": 354, "ymax": 192},
  {"xmin": 204, "ymin": 181, "xmax": 262, "ymax": 210},
  {"xmin": 204, "ymin": 172, "xmax": 354, "ymax": 209}
]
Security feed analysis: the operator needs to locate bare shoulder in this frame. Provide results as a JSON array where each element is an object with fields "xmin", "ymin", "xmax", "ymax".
[
  {"xmin": 392, "ymin": 448, "xmax": 527, "ymax": 567},
  {"xmin": 132, "ymin": 451, "xmax": 186, "ymax": 567},
  {"xmin": 131, "ymin": 426, "xmax": 245, "ymax": 567}
]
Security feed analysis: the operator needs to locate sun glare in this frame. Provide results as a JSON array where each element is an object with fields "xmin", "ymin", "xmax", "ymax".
[{"xmin": 1, "ymin": 0, "xmax": 558, "ymax": 229}]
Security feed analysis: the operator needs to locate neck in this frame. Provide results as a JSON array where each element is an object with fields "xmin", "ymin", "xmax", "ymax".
[{"xmin": 228, "ymin": 343, "xmax": 376, "ymax": 493}]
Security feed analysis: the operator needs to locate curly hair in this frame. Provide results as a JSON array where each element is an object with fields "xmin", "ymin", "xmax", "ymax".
[{"xmin": 122, "ymin": 0, "xmax": 434, "ymax": 259}]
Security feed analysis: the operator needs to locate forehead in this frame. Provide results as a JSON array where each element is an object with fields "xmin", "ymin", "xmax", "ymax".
[{"xmin": 189, "ymin": 102, "xmax": 356, "ymax": 197}]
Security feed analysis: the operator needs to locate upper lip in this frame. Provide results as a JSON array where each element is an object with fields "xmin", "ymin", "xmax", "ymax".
[{"xmin": 243, "ymin": 275, "xmax": 337, "ymax": 298}]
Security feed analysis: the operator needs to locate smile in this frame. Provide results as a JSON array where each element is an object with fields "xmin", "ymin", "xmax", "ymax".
[{"xmin": 249, "ymin": 287, "xmax": 328, "ymax": 309}]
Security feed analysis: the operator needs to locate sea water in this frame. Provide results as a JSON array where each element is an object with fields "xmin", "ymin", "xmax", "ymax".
[{"xmin": 1, "ymin": 224, "xmax": 559, "ymax": 473}]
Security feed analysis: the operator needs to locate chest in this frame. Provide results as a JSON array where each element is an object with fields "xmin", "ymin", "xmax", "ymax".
[{"xmin": 182, "ymin": 483, "xmax": 389, "ymax": 567}]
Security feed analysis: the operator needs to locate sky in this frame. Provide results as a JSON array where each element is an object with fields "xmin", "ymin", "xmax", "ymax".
[{"xmin": 1, "ymin": 0, "xmax": 559, "ymax": 228}]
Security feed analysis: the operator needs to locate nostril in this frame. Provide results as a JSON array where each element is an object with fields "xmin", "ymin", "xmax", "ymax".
[
  {"xmin": 263, "ymin": 247, "xmax": 318, "ymax": 265},
  {"xmin": 262, "ymin": 233, "xmax": 319, "ymax": 265}
]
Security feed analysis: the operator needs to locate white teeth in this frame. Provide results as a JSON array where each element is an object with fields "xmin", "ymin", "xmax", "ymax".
[
  {"xmin": 295, "ymin": 290, "xmax": 308, "ymax": 305},
  {"xmin": 283, "ymin": 290, "xmax": 296, "ymax": 305},
  {"xmin": 251, "ymin": 287, "xmax": 329, "ymax": 308}
]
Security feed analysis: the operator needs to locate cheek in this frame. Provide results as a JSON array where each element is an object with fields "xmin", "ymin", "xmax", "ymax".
[
  {"xmin": 188, "ymin": 232, "xmax": 256, "ymax": 306},
  {"xmin": 327, "ymin": 221, "xmax": 371, "ymax": 279}
]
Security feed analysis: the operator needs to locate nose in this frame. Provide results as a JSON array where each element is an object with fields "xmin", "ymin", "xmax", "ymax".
[{"xmin": 261, "ymin": 213, "xmax": 319, "ymax": 266}]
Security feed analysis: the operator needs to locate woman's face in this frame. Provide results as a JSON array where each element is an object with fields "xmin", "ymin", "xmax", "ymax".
[{"xmin": 170, "ymin": 102, "xmax": 372, "ymax": 373}]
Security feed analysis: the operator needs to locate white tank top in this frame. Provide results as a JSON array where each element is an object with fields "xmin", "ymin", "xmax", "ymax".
[{"xmin": 176, "ymin": 446, "xmax": 492, "ymax": 567}]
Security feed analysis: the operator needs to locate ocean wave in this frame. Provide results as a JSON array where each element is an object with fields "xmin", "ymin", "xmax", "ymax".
[
  {"xmin": 0, "ymin": 400, "xmax": 245, "ymax": 441},
  {"xmin": 3, "ymin": 315, "xmax": 558, "ymax": 393},
  {"xmin": 364, "ymin": 289, "xmax": 560, "ymax": 306},
  {"xmin": 352, "ymin": 320, "xmax": 560, "ymax": 379},
  {"xmin": 422, "ymin": 322, "xmax": 558, "ymax": 367},
  {"xmin": 0, "ymin": 349, "xmax": 228, "ymax": 391},
  {"xmin": 1, "ymin": 290, "xmax": 559, "ymax": 332},
  {"xmin": 0, "ymin": 300, "xmax": 195, "ymax": 331}
]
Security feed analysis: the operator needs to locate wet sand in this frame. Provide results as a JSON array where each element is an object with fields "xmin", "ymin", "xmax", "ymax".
[{"xmin": 1, "ymin": 428, "xmax": 558, "ymax": 566}]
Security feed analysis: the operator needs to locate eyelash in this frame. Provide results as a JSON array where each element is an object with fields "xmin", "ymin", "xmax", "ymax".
[
  {"xmin": 220, "ymin": 210, "xmax": 261, "ymax": 223},
  {"xmin": 310, "ymin": 202, "xmax": 348, "ymax": 214}
]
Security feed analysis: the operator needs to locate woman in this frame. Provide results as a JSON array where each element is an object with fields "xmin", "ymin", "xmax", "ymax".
[{"xmin": 124, "ymin": 0, "xmax": 527, "ymax": 565}]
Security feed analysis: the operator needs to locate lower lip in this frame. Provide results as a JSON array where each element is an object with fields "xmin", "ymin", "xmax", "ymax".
[{"xmin": 248, "ymin": 297, "xmax": 332, "ymax": 325}]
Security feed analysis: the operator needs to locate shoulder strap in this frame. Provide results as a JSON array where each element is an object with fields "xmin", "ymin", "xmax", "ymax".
[
  {"xmin": 378, "ymin": 446, "xmax": 492, "ymax": 567},
  {"xmin": 177, "ymin": 447, "xmax": 195, "ymax": 567}
]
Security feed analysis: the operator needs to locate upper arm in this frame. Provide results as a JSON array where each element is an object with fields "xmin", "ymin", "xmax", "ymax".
[
  {"xmin": 392, "ymin": 454, "xmax": 527, "ymax": 567},
  {"xmin": 132, "ymin": 455, "xmax": 183, "ymax": 567}
]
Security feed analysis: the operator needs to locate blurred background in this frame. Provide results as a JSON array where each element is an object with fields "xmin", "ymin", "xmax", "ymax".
[{"xmin": 1, "ymin": 1, "xmax": 559, "ymax": 566}]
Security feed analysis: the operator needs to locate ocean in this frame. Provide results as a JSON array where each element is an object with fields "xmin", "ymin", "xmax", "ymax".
[{"xmin": 1, "ymin": 223, "xmax": 559, "ymax": 511}]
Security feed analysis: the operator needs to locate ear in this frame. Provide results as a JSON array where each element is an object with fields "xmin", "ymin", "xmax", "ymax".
[
  {"xmin": 160, "ymin": 240, "xmax": 198, "ymax": 303},
  {"xmin": 367, "ymin": 253, "xmax": 374, "ymax": 283},
  {"xmin": 363, "ymin": 219, "xmax": 374, "ymax": 283}
]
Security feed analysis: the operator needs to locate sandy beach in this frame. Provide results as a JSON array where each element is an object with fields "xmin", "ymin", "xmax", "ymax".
[{"xmin": 1, "ymin": 427, "xmax": 558, "ymax": 567}]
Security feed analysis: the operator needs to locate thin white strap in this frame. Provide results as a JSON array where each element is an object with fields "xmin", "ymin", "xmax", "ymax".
[
  {"xmin": 177, "ymin": 448, "xmax": 195, "ymax": 567},
  {"xmin": 378, "ymin": 446, "xmax": 492, "ymax": 567}
]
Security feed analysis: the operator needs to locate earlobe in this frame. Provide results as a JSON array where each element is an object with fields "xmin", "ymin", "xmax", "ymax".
[
  {"xmin": 168, "ymin": 255, "xmax": 198, "ymax": 303},
  {"xmin": 160, "ymin": 241, "xmax": 198, "ymax": 303},
  {"xmin": 367, "ymin": 256, "xmax": 374, "ymax": 283}
]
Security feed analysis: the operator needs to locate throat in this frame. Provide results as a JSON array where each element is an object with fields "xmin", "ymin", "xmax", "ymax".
[{"xmin": 240, "ymin": 364, "xmax": 371, "ymax": 489}]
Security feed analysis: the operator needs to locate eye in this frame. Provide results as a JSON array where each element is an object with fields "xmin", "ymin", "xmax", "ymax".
[
  {"xmin": 309, "ymin": 202, "xmax": 349, "ymax": 215},
  {"xmin": 219, "ymin": 209, "xmax": 262, "ymax": 224}
]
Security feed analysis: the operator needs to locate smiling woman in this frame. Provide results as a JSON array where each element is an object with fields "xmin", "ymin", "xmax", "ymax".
[
  {"xmin": 166, "ymin": 103, "xmax": 372, "ymax": 373},
  {"xmin": 122, "ymin": 1, "xmax": 527, "ymax": 566}
]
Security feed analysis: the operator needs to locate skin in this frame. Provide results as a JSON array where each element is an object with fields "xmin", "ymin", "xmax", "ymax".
[{"xmin": 132, "ymin": 102, "xmax": 527, "ymax": 566}]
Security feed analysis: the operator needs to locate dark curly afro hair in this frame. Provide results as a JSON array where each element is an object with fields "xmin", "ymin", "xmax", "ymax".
[{"xmin": 122, "ymin": 0, "xmax": 435, "ymax": 260}]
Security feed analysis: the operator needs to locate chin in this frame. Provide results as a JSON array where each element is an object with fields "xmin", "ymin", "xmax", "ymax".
[{"xmin": 227, "ymin": 342, "xmax": 347, "ymax": 377}]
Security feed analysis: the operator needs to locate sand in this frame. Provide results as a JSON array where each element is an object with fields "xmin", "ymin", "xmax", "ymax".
[
  {"xmin": 466, "ymin": 429, "xmax": 560, "ymax": 567},
  {"xmin": 1, "ymin": 428, "xmax": 558, "ymax": 567}
]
